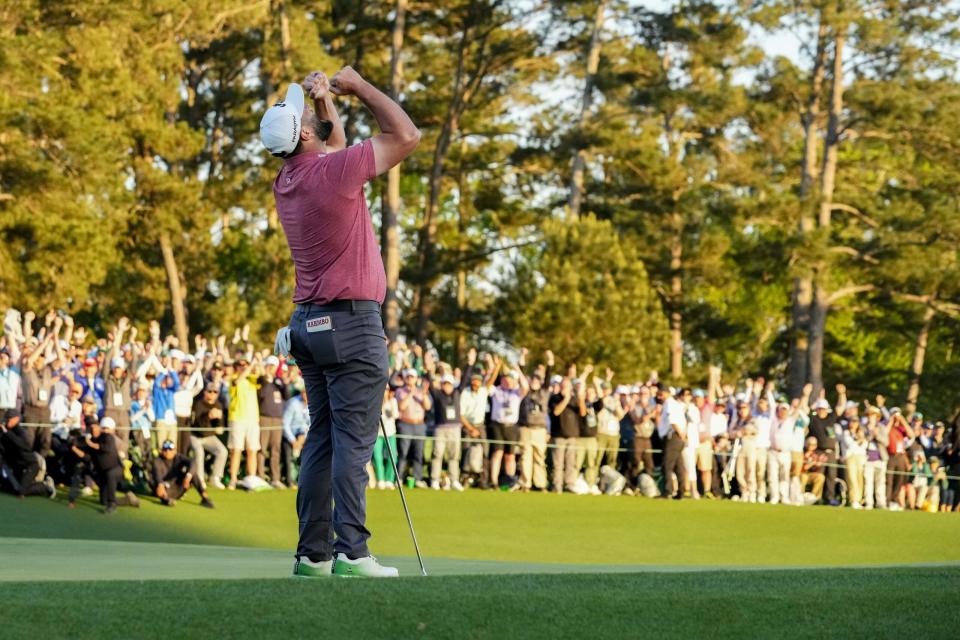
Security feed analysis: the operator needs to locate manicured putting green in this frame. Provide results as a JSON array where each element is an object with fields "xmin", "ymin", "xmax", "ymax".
[
  {"xmin": 3, "ymin": 490, "xmax": 959, "ymax": 639},
  {"xmin": 2, "ymin": 569, "xmax": 959, "ymax": 640}
]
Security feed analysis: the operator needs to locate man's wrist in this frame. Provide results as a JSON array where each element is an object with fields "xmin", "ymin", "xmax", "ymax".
[{"xmin": 352, "ymin": 79, "xmax": 376, "ymax": 102}]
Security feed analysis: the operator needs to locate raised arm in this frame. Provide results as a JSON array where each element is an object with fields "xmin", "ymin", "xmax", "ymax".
[
  {"xmin": 330, "ymin": 66, "xmax": 420, "ymax": 175},
  {"xmin": 304, "ymin": 71, "xmax": 346, "ymax": 152}
]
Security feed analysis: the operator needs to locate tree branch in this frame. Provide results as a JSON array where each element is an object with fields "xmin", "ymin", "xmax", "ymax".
[
  {"xmin": 827, "ymin": 284, "xmax": 876, "ymax": 305},
  {"xmin": 830, "ymin": 203, "xmax": 878, "ymax": 228}
]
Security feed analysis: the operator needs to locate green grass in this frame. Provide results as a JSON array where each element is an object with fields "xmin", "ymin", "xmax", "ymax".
[
  {"xmin": 3, "ymin": 489, "xmax": 960, "ymax": 638},
  {"xmin": 2, "ymin": 569, "xmax": 958, "ymax": 639},
  {"xmin": 2, "ymin": 488, "xmax": 959, "ymax": 567}
]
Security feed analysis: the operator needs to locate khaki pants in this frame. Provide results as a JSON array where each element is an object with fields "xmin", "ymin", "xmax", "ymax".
[
  {"xmin": 597, "ymin": 433, "xmax": 620, "ymax": 469},
  {"xmin": 575, "ymin": 436, "xmax": 600, "ymax": 486},
  {"xmin": 155, "ymin": 421, "xmax": 177, "ymax": 448},
  {"xmin": 767, "ymin": 449, "xmax": 792, "ymax": 504},
  {"xmin": 736, "ymin": 437, "xmax": 758, "ymax": 501},
  {"xmin": 863, "ymin": 459, "xmax": 887, "ymax": 509},
  {"xmin": 519, "ymin": 427, "xmax": 547, "ymax": 490},
  {"xmin": 551, "ymin": 437, "xmax": 578, "ymax": 492},
  {"xmin": 802, "ymin": 472, "xmax": 825, "ymax": 500},
  {"xmin": 430, "ymin": 426, "xmax": 461, "ymax": 484},
  {"xmin": 845, "ymin": 454, "xmax": 866, "ymax": 507}
]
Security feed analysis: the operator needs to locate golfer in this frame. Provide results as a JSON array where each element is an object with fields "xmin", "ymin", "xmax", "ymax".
[{"xmin": 260, "ymin": 66, "xmax": 420, "ymax": 578}]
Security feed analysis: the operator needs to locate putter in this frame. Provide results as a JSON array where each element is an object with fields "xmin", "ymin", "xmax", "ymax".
[{"xmin": 380, "ymin": 418, "xmax": 428, "ymax": 576}]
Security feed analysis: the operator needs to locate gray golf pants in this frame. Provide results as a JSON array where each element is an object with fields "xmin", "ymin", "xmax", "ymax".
[{"xmin": 290, "ymin": 302, "xmax": 388, "ymax": 562}]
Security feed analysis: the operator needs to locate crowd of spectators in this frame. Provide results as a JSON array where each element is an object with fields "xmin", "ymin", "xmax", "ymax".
[{"xmin": 1, "ymin": 308, "xmax": 959, "ymax": 515}]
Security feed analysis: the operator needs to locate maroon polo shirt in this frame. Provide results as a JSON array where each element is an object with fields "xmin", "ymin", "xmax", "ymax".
[{"xmin": 273, "ymin": 139, "xmax": 386, "ymax": 305}]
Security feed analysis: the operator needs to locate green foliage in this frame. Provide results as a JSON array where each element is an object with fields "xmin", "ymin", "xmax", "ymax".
[
  {"xmin": 2, "ymin": 0, "xmax": 960, "ymax": 411},
  {"xmin": 495, "ymin": 216, "xmax": 669, "ymax": 381}
]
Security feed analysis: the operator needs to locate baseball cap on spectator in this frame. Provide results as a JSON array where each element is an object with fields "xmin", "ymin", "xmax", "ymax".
[
  {"xmin": 265, "ymin": 355, "xmax": 280, "ymax": 367},
  {"xmin": 503, "ymin": 370, "xmax": 517, "ymax": 379},
  {"xmin": 813, "ymin": 399, "xmax": 831, "ymax": 410},
  {"xmin": 845, "ymin": 400, "xmax": 858, "ymax": 410},
  {"xmin": 204, "ymin": 382, "xmax": 220, "ymax": 393},
  {"xmin": 212, "ymin": 362, "xmax": 224, "ymax": 371},
  {"xmin": 891, "ymin": 407, "xmax": 902, "ymax": 415},
  {"xmin": 183, "ymin": 354, "xmax": 196, "ymax": 364},
  {"xmin": 260, "ymin": 83, "xmax": 305, "ymax": 157},
  {"xmin": 170, "ymin": 349, "xmax": 185, "ymax": 361},
  {"xmin": 634, "ymin": 386, "xmax": 645, "ymax": 394},
  {"xmin": 693, "ymin": 389, "xmax": 706, "ymax": 398},
  {"xmin": 440, "ymin": 374, "xmax": 456, "ymax": 386},
  {"xmin": 615, "ymin": 385, "xmax": 630, "ymax": 395},
  {"xmin": 110, "ymin": 358, "xmax": 126, "ymax": 370},
  {"xmin": 776, "ymin": 401, "xmax": 790, "ymax": 410},
  {"xmin": 912, "ymin": 412, "xmax": 923, "ymax": 421},
  {"xmin": 100, "ymin": 417, "xmax": 116, "ymax": 430},
  {"xmin": 402, "ymin": 368, "xmax": 418, "ymax": 379},
  {"xmin": 83, "ymin": 357, "xmax": 97, "ymax": 368},
  {"xmin": 550, "ymin": 375, "xmax": 562, "ymax": 385},
  {"xmin": 735, "ymin": 393, "xmax": 746, "ymax": 403},
  {"xmin": 161, "ymin": 440, "xmax": 176, "ymax": 452}
]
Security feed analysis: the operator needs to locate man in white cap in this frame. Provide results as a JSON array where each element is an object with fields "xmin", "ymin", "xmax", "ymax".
[
  {"xmin": 262, "ymin": 66, "xmax": 419, "ymax": 578},
  {"xmin": 807, "ymin": 397, "xmax": 840, "ymax": 505},
  {"xmin": 83, "ymin": 417, "xmax": 140, "ymax": 513}
]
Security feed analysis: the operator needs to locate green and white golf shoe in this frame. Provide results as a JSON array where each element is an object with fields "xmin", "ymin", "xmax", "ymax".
[
  {"xmin": 332, "ymin": 554, "xmax": 399, "ymax": 578},
  {"xmin": 292, "ymin": 557, "xmax": 333, "ymax": 578}
]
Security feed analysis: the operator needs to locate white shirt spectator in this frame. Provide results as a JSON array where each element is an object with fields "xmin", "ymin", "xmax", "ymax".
[
  {"xmin": 709, "ymin": 412, "xmax": 729, "ymax": 439},
  {"xmin": 657, "ymin": 396, "xmax": 686, "ymax": 439},
  {"xmin": 460, "ymin": 386, "xmax": 488, "ymax": 426},
  {"xmin": 173, "ymin": 369, "xmax": 204, "ymax": 418},
  {"xmin": 0, "ymin": 365, "xmax": 20, "ymax": 409},
  {"xmin": 48, "ymin": 394, "xmax": 82, "ymax": 439},
  {"xmin": 685, "ymin": 402, "xmax": 701, "ymax": 448},
  {"xmin": 381, "ymin": 396, "xmax": 398, "ymax": 438}
]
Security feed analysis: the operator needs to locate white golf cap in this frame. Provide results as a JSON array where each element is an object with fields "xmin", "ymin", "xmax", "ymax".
[
  {"xmin": 100, "ymin": 417, "xmax": 116, "ymax": 430},
  {"xmin": 169, "ymin": 349, "xmax": 185, "ymax": 361},
  {"xmin": 265, "ymin": 355, "xmax": 280, "ymax": 366},
  {"xmin": 813, "ymin": 399, "xmax": 831, "ymax": 410},
  {"xmin": 260, "ymin": 83, "xmax": 305, "ymax": 157},
  {"xmin": 440, "ymin": 374, "xmax": 456, "ymax": 385},
  {"xmin": 110, "ymin": 357, "xmax": 126, "ymax": 370}
]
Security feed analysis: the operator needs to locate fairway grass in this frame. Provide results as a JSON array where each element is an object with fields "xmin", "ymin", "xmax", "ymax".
[{"xmin": 2, "ymin": 569, "xmax": 958, "ymax": 640}]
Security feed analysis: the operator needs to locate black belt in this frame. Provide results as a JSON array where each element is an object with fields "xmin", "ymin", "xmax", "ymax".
[{"xmin": 296, "ymin": 300, "xmax": 381, "ymax": 314}]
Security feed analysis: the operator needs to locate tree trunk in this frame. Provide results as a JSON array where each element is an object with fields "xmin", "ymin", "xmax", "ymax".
[
  {"xmin": 905, "ymin": 302, "xmax": 936, "ymax": 414},
  {"xmin": 159, "ymin": 232, "xmax": 189, "ymax": 349},
  {"xmin": 455, "ymin": 137, "xmax": 468, "ymax": 365},
  {"xmin": 415, "ymin": 26, "xmax": 470, "ymax": 345},
  {"xmin": 669, "ymin": 211, "xmax": 683, "ymax": 380},
  {"xmin": 788, "ymin": 17, "xmax": 828, "ymax": 398},
  {"xmin": 807, "ymin": 30, "xmax": 845, "ymax": 400},
  {"xmin": 382, "ymin": 0, "xmax": 406, "ymax": 342},
  {"xmin": 567, "ymin": 0, "xmax": 608, "ymax": 219}
]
